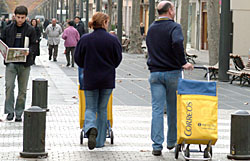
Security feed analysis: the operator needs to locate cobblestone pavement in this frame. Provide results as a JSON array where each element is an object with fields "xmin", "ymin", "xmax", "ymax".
[{"xmin": 0, "ymin": 38, "xmax": 249, "ymax": 161}]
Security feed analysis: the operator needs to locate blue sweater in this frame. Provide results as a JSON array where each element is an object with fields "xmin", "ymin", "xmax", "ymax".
[
  {"xmin": 74, "ymin": 28, "xmax": 122, "ymax": 90},
  {"xmin": 146, "ymin": 18, "xmax": 187, "ymax": 72}
]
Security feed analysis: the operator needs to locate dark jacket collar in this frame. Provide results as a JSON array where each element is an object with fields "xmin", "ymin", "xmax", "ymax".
[{"xmin": 94, "ymin": 28, "xmax": 106, "ymax": 32}]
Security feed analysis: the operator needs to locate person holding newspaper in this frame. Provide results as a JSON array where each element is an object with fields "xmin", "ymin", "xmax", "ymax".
[{"xmin": 0, "ymin": 6, "xmax": 36, "ymax": 122}]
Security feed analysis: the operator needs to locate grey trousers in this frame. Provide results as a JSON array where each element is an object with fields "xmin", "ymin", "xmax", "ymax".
[
  {"xmin": 4, "ymin": 63, "xmax": 30, "ymax": 117},
  {"xmin": 65, "ymin": 47, "xmax": 75, "ymax": 66},
  {"xmin": 48, "ymin": 44, "xmax": 58, "ymax": 60}
]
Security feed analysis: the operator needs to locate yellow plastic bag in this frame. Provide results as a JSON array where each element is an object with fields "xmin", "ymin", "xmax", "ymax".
[
  {"xmin": 78, "ymin": 87, "xmax": 113, "ymax": 129},
  {"xmin": 177, "ymin": 94, "xmax": 218, "ymax": 145}
]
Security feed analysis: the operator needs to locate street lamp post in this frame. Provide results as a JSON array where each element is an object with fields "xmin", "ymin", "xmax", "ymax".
[
  {"xmin": 149, "ymin": 0, "xmax": 155, "ymax": 26},
  {"xmin": 96, "ymin": 0, "xmax": 101, "ymax": 12},
  {"xmin": 117, "ymin": 0, "xmax": 123, "ymax": 43},
  {"xmin": 218, "ymin": 0, "xmax": 233, "ymax": 81}
]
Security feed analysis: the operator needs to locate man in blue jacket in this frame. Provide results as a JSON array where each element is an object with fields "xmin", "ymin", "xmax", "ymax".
[
  {"xmin": 0, "ymin": 6, "xmax": 36, "ymax": 122},
  {"xmin": 146, "ymin": 1, "xmax": 193, "ymax": 156}
]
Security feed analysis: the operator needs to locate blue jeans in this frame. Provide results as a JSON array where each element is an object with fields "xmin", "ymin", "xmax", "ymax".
[
  {"xmin": 84, "ymin": 89, "xmax": 113, "ymax": 148},
  {"xmin": 149, "ymin": 70, "xmax": 181, "ymax": 151},
  {"xmin": 78, "ymin": 67, "xmax": 84, "ymax": 90},
  {"xmin": 4, "ymin": 63, "xmax": 31, "ymax": 117}
]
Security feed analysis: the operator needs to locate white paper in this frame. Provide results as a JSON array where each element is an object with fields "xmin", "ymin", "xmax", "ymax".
[{"xmin": 24, "ymin": 36, "xmax": 29, "ymax": 48}]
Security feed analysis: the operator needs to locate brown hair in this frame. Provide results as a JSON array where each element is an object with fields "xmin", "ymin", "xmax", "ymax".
[{"xmin": 88, "ymin": 12, "xmax": 109, "ymax": 29}]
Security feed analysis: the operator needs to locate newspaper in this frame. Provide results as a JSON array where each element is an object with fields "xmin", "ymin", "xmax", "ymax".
[{"xmin": 0, "ymin": 39, "xmax": 29, "ymax": 63}]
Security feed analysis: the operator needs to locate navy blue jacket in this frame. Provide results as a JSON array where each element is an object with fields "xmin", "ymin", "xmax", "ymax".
[
  {"xmin": 146, "ymin": 18, "xmax": 187, "ymax": 72},
  {"xmin": 74, "ymin": 28, "xmax": 122, "ymax": 90}
]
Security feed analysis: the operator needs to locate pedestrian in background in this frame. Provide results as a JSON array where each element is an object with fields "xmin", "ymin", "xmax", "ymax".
[
  {"xmin": 45, "ymin": 18, "xmax": 62, "ymax": 61},
  {"xmin": 74, "ymin": 16, "xmax": 85, "ymax": 37},
  {"xmin": 36, "ymin": 19, "xmax": 43, "ymax": 34},
  {"xmin": 43, "ymin": 18, "xmax": 49, "ymax": 39},
  {"xmin": 74, "ymin": 12, "xmax": 122, "ymax": 150},
  {"xmin": 0, "ymin": 5, "xmax": 36, "ymax": 122},
  {"xmin": 146, "ymin": 1, "xmax": 193, "ymax": 156},
  {"xmin": 140, "ymin": 22, "xmax": 145, "ymax": 36},
  {"xmin": 62, "ymin": 21, "xmax": 80, "ymax": 67},
  {"xmin": 30, "ymin": 19, "xmax": 41, "ymax": 65}
]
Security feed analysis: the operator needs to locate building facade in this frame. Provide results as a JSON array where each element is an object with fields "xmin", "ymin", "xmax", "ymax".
[{"xmin": 231, "ymin": 0, "xmax": 250, "ymax": 56}]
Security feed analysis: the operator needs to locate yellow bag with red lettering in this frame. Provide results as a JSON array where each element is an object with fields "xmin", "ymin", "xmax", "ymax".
[{"xmin": 177, "ymin": 79, "xmax": 218, "ymax": 145}]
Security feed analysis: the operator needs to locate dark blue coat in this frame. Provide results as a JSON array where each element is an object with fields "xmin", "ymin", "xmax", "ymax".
[
  {"xmin": 146, "ymin": 18, "xmax": 187, "ymax": 72},
  {"xmin": 74, "ymin": 28, "xmax": 122, "ymax": 90}
]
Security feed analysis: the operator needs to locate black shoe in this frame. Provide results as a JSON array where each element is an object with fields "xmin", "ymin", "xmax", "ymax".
[
  {"xmin": 15, "ymin": 117, "xmax": 22, "ymax": 122},
  {"xmin": 53, "ymin": 59, "xmax": 57, "ymax": 62},
  {"xmin": 66, "ymin": 63, "xmax": 70, "ymax": 67},
  {"xmin": 167, "ymin": 145, "xmax": 175, "ymax": 150},
  {"xmin": 71, "ymin": 65, "xmax": 74, "ymax": 67},
  {"xmin": 49, "ymin": 56, "xmax": 52, "ymax": 60},
  {"xmin": 6, "ymin": 113, "xmax": 14, "ymax": 121},
  {"xmin": 88, "ymin": 128, "xmax": 98, "ymax": 150},
  {"xmin": 152, "ymin": 150, "xmax": 162, "ymax": 156}
]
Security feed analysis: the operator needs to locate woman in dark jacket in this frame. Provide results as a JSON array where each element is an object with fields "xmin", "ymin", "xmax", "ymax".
[
  {"xmin": 30, "ymin": 19, "xmax": 41, "ymax": 65},
  {"xmin": 74, "ymin": 12, "xmax": 122, "ymax": 150}
]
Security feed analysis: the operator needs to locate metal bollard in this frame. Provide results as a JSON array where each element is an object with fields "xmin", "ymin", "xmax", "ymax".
[
  {"xmin": 227, "ymin": 110, "xmax": 250, "ymax": 160},
  {"xmin": 32, "ymin": 78, "xmax": 48, "ymax": 111},
  {"xmin": 20, "ymin": 106, "xmax": 48, "ymax": 158}
]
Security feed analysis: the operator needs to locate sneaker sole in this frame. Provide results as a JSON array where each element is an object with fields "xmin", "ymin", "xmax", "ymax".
[
  {"xmin": 88, "ymin": 135, "xmax": 96, "ymax": 150},
  {"xmin": 88, "ymin": 128, "xmax": 97, "ymax": 150}
]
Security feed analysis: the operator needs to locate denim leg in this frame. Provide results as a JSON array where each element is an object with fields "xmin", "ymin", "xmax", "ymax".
[
  {"xmin": 78, "ymin": 68, "xmax": 84, "ymax": 90},
  {"xmin": 4, "ymin": 64, "xmax": 17, "ymax": 114},
  {"xmin": 96, "ymin": 89, "xmax": 112, "ymax": 148},
  {"xmin": 165, "ymin": 70, "xmax": 181, "ymax": 147},
  {"xmin": 15, "ymin": 65, "xmax": 30, "ymax": 117},
  {"xmin": 149, "ymin": 72, "xmax": 165, "ymax": 151},
  {"xmin": 84, "ymin": 90, "xmax": 99, "ymax": 134}
]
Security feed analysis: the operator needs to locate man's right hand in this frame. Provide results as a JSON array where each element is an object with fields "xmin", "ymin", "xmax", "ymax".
[{"xmin": 182, "ymin": 63, "xmax": 194, "ymax": 70}]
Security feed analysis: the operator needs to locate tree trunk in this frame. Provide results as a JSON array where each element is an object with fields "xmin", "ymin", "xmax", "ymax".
[
  {"xmin": 108, "ymin": 0, "xmax": 112, "ymax": 31},
  {"xmin": 207, "ymin": 0, "xmax": 220, "ymax": 65},
  {"xmin": 128, "ymin": 0, "xmax": 143, "ymax": 54},
  {"xmin": 69, "ymin": 0, "xmax": 74, "ymax": 20},
  {"xmin": 179, "ymin": 0, "xmax": 189, "ymax": 53}
]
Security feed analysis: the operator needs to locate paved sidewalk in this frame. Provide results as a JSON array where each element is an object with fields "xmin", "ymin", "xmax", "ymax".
[{"xmin": 0, "ymin": 39, "xmax": 249, "ymax": 161}]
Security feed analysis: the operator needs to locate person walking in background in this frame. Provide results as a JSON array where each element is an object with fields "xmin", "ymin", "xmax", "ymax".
[
  {"xmin": 74, "ymin": 16, "xmax": 85, "ymax": 37},
  {"xmin": 62, "ymin": 21, "xmax": 80, "ymax": 67},
  {"xmin": 30, "ymin": 19, "xmax": 41, "ymax": 65},
  {"xmin": 43, "ymin": 18, "xmax": 49, "ymax": 39},
  {"xmin": 0, "ymin": 6, "xmax": 36, "ymax": 122},
  {"xmin": 43, "ymin": 18, "xmax": 49, "ymax": 30},
  {"xmin": 74, "ymin": 12, "xmax": 122, "ymax": 150},
  {"xmin": 45, "ymin": 18, "xmax": 62, "ymax": 61},
  {"xmin": 146, "ymin": 1, "xmax": 193, "ymax": 156},
  {"xmin": 36, "ymin": 19, "xmax": 43, "ymax": 34},
  {"xmin": 140, "ymin": 22, "xmax": 145, "ymax": 37}
]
